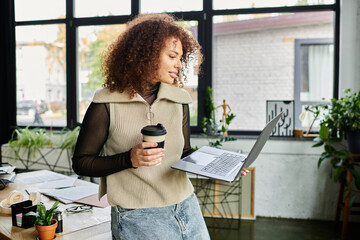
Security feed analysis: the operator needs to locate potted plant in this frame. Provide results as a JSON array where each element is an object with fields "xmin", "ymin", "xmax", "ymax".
[
  {"xmin": 201, "ymin": 86, "xmax": 237, "ymax": 148},
  {"xmin": 25, "ymin": 201, "xmax": 60, "ymax": 240},
  {"xmin": 2, "ymin": 126, "xmax": 80, "ymax": 173},
  {"xmin": 8, "ymin": 126, "xmax": 52, "ymax": 159},
  {"xmin": 306, "ymin": 89, "xmax": 360, "ymax": 191}
]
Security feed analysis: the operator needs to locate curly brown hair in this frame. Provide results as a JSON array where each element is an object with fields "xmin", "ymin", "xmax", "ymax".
[{"xmin": 101, "ymin": 13, "xmax": 203, "ymax": 97}]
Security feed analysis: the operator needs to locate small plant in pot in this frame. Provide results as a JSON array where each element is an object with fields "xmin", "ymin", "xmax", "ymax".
[
  {"xmin": 305, "ymin": 89, "xmax": 360, "ymax": 192},
  {"xmin": 25, "ymin": 201, "xmax": 60, "ymax": 240}
]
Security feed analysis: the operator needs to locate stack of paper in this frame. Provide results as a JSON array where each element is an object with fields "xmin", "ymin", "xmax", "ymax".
[
  {"xmin": 0, "ymin": 165, "xmax": 16, "ymax": 174},
  {"xmin": 22, "ymin": 171, "xmax": 107, "ymax": 206},
  {"xmin": 0, "ymin": 163, "xmax": 16, "ymax": 185}
]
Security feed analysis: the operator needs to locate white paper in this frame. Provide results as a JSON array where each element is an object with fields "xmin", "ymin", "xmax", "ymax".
[
  {"xmin": 0, "ymin": 166, "xmax": 16, "ymax": 174},
  {"xmin": 39, "ymin": 176, "xmax": 77, "ymax": 189},
  {"xmin": 45, "ymin": 186, "xmax": 99, "ymax": 202},
  {"xmin": 25, "ymin": 187, "xmax": 74, "ymax": 204},
  {"xmin": 19, "ymin": 172, "xmax": 66, "ymax": 184}
]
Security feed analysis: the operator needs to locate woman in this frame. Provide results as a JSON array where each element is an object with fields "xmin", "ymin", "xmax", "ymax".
[{"xmin": 72, "ymin": 13, "xmax": 247, "ymax": 239}]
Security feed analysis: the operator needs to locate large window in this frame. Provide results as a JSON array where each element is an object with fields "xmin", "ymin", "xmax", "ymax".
[
  {"xmin": 11, "ymin": 0, "xmax": 339, "ymax": 135},
  {"xmin": 212, "ymin": 11, "xmax": 334, "ymax": 131}
]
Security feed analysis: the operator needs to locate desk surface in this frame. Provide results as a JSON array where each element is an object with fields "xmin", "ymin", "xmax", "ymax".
[{"xmin": 0, "ymin": 170, "xmax": 111, "ymax": 240}]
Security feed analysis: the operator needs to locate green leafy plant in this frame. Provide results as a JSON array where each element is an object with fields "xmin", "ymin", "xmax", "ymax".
[
  {"xmin": 220, "ymin": 112, "xmax": 236, "ymax": 133},
  {"xmin": 8, "ymin": 126, "xmax": 52, "ymax": 159},
  {"xmin": 202, "ymin": 86, "xmax": 217, "ymax": 136},
  {"xmin": 306, "ymin": 89, "xmax": 360, "ymax": 192},
  {"xmin": 54, "ymin": 126, "xmax": 80, "ymax": 156},
  {"xmin": 25, "ymin": 201, "xmax": 60, "ymax": 226},
  {"xmin": 8, "ymin": 126, "xmax": 80, "ymax": 156},
  {"xmin": 201, "ymin": 86, "xmax": 236, "ymax": 148}
]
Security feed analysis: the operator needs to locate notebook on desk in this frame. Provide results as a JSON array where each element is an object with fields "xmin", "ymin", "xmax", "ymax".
[{"xmin": 171, "ymin": 112, "xmax": 282, "ymax": 182}]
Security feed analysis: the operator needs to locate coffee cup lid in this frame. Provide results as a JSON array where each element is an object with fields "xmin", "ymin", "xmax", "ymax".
[{"xmin": 141, "ymin": 123, "xmax": 167, "ymax": 136}]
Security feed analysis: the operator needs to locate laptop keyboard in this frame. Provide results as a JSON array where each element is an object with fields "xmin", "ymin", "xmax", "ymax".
[{"xmin": 200, "ymin": 153, "xmax": 245, "ymax": 177}]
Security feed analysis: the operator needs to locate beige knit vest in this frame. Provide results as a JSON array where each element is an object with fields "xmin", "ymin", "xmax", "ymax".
[{"xmin": 92, "ymin": 83, "xmax": 194, "ymax": 208}]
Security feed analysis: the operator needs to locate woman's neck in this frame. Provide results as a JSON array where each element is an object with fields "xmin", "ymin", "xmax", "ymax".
[{"xmin": 139, "ymin": 82, "xmax": 160, "ymax": 105}]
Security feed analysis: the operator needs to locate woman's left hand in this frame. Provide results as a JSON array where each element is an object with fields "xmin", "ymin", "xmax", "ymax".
[{"xmin": 240, "ymin": 168, "xmax": 249, "ymax": 176}]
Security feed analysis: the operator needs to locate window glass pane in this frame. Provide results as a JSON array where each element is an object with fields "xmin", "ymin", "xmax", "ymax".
[
  {"xmin": 77, "ymin": 24, "xmax": 126, "ymax": 122},
  {"xmin": 214, "ymin": 0, "xmax": 335, "ymax": 10},
  {"xmin": 15, "ymin": 0, "xmax": 65, "ymax": 21},
  {"xmin": 141, "ymin": 0, "xmax": 202, "ymax": 13},
  {"xmin": 300, "ymin": 44, "xmax": 333, "ymax": 102},
  {"xmin": 16, "ymin": 24, "xmax": 66, "ymax": 127},
  {"xmin": 75, "ymin": 0, "xmax": 130, "ymax": 18},
  {"xmin": 297, "ymin": 42, "xmax": 333, "ymax": 130},
  {"xmin": 180, "ymin": 21, "xmax": 199, "ymax": 126},
  {"xmin": 212, "ymin": 11, "xmax": 334, "ymax": 131}
]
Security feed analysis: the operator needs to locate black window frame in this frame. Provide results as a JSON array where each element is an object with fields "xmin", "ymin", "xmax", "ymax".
[{"xmin": 0, "ymin": 0, "xmax": 340, "ymax": 145}]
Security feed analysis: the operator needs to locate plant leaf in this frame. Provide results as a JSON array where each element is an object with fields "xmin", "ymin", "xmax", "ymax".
[
  {"xmin": 327, "ymin": 137, "xmax": 342, "ymax": 145},
  {"xmin": 319, "ymin": 125, "xmax": 329, "ymax": 140},
  {"xmin": 44, "ymin": 200, "xmax": 59, "ymax": 225},
  {"xmin": 317, "ymin": 153, "xmax": 332, "ymax": 168},
  {"xmin": 48, "ymin": 200, "xmax": 59, "ymax": 212},
  {"xmin": 333, "ymin": 149, "xmax": 350, "ymax": 159},
  {"xmin": 24, "ymin": 211, "xmax": 38, "ymax": 217},
  {"xmin": 333, "ymin": 167, "xmax": 343, "ymax": 183},
  {"xmin": 36, "ymin": 219, "xmax": 45, "ymax": 226},
  {"xmin": 312, "ymin": 140, "xmax": 324, "ymax": 148},
  {"xmin": 349, "ymin": 168, "xmax": 360, "ymax": 190},
  {"xmin": 324, "ymin": 144, "xmax": 335, "ymax": 153},
  {"xmin": 37, "ymin": 204, "xmax": 46, "ymax": 219}
]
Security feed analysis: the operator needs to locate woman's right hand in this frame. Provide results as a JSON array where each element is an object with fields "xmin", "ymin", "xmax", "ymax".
[{"xmin": 130, "ymin": 142, "xmax": 165, "ymax": 167}]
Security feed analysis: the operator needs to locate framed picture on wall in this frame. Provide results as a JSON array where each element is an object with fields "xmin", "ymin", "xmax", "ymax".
[{"xmin": 266, "ymin": 100, "xmax": 294, "ymax": 137}]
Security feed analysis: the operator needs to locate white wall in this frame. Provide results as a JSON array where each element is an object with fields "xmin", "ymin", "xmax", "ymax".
[
  {"xmin": 339, "ymin": 0, "xmax": 360, "ymax": 95},
  {"xmin": 191, "ymin": 137, "xmax": 360, "ymax": 222},
  {"xmin": 191, "ymin": 137, "xmax": 343, "ymax": 221}
]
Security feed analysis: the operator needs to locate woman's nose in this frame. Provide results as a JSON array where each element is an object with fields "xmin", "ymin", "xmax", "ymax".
[{"xmin": 176, "ymin": 59, "xmax": 182, "ymax": 70}]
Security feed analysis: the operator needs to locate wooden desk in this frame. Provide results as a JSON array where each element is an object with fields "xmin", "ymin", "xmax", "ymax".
[{"xmin": 0, "ymin": 170, "xmax": 111, "ymax": 240}]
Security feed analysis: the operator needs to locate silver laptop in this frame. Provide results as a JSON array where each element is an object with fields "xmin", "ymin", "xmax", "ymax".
[{"xmin": 171, "ymin": 112, "xmax": 282, "ymax": 182}]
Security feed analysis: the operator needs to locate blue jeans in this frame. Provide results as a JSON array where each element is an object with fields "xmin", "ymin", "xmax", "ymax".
[{"xmin": 111, "ymin": 193, "xmax": 210, "ymax": 240}]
